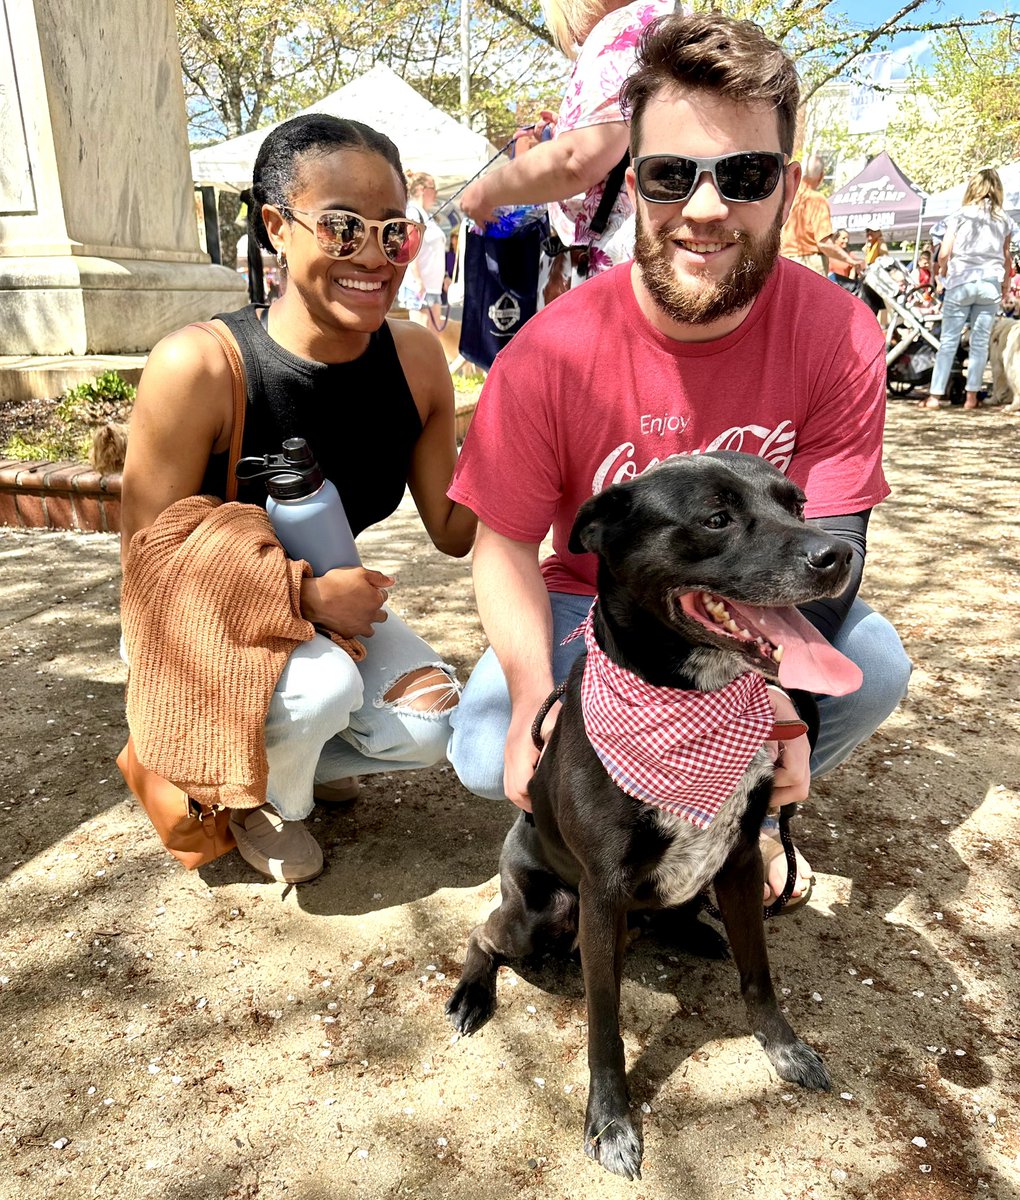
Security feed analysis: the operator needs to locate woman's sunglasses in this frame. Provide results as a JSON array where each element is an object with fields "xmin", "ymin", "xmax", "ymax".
[
  {"xmin": 282, "ymin": 207, "xmax": 425, "ymax": 265},
  {"xmin": 632, "ymin": 152, "xmax": 787, "ymax": 205}
]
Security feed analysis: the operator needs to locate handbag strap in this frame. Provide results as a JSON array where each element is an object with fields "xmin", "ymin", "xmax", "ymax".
[
  {"xmin": 588, "ymin": 152, "xmax": 630, "ymax": 239},
  {"xmin": 573, "ymin": 152, "xmax": 630, "ymax": 280},
  {"xmin": 191, "ymin": 320, "xmax": 247, "ymax": 502}
]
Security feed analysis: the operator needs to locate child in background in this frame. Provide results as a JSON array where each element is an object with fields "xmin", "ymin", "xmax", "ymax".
[{"xmin": 917, "ymin": 250, "xmax": 932, "ymax": 289}]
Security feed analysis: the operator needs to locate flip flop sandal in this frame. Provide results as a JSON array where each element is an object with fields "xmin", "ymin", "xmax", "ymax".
[{"xmin": 760, "ymin": 829, "xmax": 815, "ymax": 917}]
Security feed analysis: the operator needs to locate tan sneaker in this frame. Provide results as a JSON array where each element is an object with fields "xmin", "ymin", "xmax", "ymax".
[
  {"xmin": 312, "ymin": 776, "xmax": 361, "ymax": 804},
  {"xmin": 229, "ymin": 806, "xmax": 324, "ymax": 883}
]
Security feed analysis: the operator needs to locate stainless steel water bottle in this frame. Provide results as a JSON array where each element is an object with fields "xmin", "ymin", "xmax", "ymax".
[{"xmin": 234, "ymin": 437, "xmax": 361, "ymax": 575}]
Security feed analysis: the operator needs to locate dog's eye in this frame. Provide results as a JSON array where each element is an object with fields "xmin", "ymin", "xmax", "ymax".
[{"xmin": 703, "ymin": 511, "xmax": 731, "ymax": 530}]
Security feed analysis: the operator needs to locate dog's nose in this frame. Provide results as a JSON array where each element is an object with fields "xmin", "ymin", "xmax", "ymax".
[{"xmin": 806, "ymin": 540, "xmax": 852, "ymax": 575}]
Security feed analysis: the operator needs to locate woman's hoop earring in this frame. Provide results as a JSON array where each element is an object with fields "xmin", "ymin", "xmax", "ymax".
[{"xmin": 276, "ymin": 249, "xmax": 287, "ymax": 271}]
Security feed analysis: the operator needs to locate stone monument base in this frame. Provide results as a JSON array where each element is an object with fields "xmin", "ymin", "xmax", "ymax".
[
  {"xmin": 0, "ymin": 353, "xmax": 146, "ymax": 403},
  {"xmin": 0, "ymin": 256, "xmax": 246, "ymax": 356}
]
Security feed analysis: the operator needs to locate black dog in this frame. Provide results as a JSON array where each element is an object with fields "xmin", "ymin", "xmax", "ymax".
[{"xmin": 447, "ymin": 451, "xmax": 861, "ymax": 1179}]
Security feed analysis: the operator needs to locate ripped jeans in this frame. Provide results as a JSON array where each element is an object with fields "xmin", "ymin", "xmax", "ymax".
[{"xmin": 264, "ymin": 607, "xmax": 459, "ymax": 821}]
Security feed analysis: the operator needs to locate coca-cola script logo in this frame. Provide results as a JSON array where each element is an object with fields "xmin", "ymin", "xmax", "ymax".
[{"xmin": 591, "ymin": 421, "xmax": 797, "ymax": 493}]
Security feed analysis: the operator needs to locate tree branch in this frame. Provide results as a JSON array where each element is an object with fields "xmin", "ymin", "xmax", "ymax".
[{"xmin": 482, "ymin": 0, "xmax": 555, "ymax": 47}]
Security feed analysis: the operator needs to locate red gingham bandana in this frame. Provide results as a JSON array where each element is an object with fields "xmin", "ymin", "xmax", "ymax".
[{"xmin": 565, "ymin": 605, "xmax": 774, "ymax": 829}]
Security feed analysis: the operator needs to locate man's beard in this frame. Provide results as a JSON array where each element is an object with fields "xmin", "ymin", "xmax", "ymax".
[{"xmin": 634, "ymin": 207, "xmax": 783, "ymax": 326}]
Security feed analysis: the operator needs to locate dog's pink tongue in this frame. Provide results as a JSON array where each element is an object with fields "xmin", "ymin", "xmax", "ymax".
[{"xmin": 726, "ymin": 601, "xmax": 863, "ymax": 696}]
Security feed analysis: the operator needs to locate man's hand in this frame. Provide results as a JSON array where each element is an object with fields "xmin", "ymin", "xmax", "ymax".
[
  {"xmin": 766, "ymin": 686, "xmax": 811, "ymax": 807},
  {"xmin": 503, "ymin": 697, "xmax": 562, "ymax": 812},
  {"xmin": 503, "ymin": 710, "xmax": 540, "ymax": 811},
  {"xmin": 300, "ymin": 567, "xmax": 394, "ymax": 638}
]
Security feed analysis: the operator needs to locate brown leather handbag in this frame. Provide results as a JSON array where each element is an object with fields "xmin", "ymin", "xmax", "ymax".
[{"xmin": 117, "ymin": 320, "xmax": 247, "ymax": 869}]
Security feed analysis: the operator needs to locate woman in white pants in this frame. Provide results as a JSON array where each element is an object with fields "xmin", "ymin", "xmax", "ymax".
[{"xmin": 922, "ymin": 168, "xmax": 1014, "ymax": 410}]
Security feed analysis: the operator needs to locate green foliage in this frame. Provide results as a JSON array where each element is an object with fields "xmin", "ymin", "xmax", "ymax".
[
  {"xmin": 175, "ymin": 1, "xmax": 1019, "ymax": 185},
  {"xmin": 2, "ymin": 432, "xmax": 90, "ymax": 463},
  {"xmin": 898, "ymin": 26, "xmax": 1020, "ymax": 189},
  {"xmin": 453, "ymin": 372, "xmax": 485, "ymax": 397},
  {"xmin": 177, "ymin": 0, "xmax": 564, "ymax": 148},
  {"xmin": 1, "ymin": 427, "xmax": 91, "ymax": 463},
  {"xmin": 811, "ymin": 23, "xmax": 1020, "ymax": 194},
  {"xmin": 1, "ymin": 372, "xmax": 136, "ymax": 464},
  {"xmin": 56, "ymin": 371, "xmax": 137, "ymax": 425}
]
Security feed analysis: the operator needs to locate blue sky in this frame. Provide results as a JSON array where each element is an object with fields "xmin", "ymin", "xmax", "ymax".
[{"xmin": 832, "ymin": 0, "xmax": 1014, "ymax": 55}]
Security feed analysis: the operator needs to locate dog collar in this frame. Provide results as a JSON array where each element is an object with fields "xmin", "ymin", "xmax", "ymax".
[
  {"xmin": 567, "ymin": 605, "xmax": 776, "ymax": 829},
  {"xmin": 769, "ymin": 718, "xmax": 808, "ymax": 741}
]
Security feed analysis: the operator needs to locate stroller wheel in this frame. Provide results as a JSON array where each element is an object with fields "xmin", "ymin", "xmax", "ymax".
[{"xmin": 888, "ymin": 378, "xmax": 917, "ymax": 396}]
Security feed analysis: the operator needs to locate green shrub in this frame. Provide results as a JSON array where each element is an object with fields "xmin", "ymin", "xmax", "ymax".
[
  {"xmin": 1, "ymin": 370, "xmax": 136, "ymax": 462},
  {"xmin": 452, "ymin": 372, "xmax": 485, "ymax": 398},
  {"xmin": 55, "ymin": 370, "xmax": 137, "ymax": 425}
]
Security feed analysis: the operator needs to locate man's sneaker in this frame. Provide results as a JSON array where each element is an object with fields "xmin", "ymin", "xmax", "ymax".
[
  {"xmin": 228, "ymin": 806, "xmax": 324, "ymax": 883},
  {"xmin": 312, "ymin": 776, "xmax": 361, "ymax": 804}
]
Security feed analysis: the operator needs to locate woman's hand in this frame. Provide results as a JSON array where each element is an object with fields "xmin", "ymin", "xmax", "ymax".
[
  {"xmin": 460, "ymin": 179, "xmax": 495, "ymax": 227},
  {"xmin": 509, "ymin": 110, "xmax": 557, "ymax": 158},
  {"xmin": 300, "ymin": 567, "xmax": 395, "ymax": 638}
]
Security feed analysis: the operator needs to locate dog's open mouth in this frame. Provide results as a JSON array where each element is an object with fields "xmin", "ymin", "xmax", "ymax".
[{"xmin": 678, "ymin": 591, "xmax": 863, "ymax": 696}]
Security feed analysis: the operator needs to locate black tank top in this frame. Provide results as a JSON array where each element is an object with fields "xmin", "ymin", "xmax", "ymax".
[{"xmin": 202, "ymin": 305, "xmax": 423, "ymax": 537}]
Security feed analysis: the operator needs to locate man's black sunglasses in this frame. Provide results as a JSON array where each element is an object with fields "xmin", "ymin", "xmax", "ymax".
[{"xmin": 633, "ymin": 152, "xmax": 788, "ymax": 205}]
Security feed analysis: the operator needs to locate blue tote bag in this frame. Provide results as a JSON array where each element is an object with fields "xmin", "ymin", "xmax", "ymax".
[{"xmin": 459, "ymin": 209, "xmax": 549, "ymax": 370}]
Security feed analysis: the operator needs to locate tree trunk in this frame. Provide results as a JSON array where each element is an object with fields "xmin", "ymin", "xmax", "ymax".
[{"xmin": 217, "ymin": 190, "xmax": 243, "ymax": 274}]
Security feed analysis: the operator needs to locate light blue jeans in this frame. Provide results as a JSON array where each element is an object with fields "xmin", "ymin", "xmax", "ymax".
[
  {"xmin": 930, "ymin": 278, "xmax": 1001, "ymax": 395},
  {"xmin": 448, "ymin": 593, "xmax": 911, "ymax": 801},
  {"xmin": 264, "ymin": 608, "xmax": 458, "ymax": 820}
]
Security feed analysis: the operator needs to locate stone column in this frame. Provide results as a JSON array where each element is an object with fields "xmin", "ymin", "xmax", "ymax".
[{"xmin": 0, "ymin": 0, "xmax": 245, "ymax": 355}]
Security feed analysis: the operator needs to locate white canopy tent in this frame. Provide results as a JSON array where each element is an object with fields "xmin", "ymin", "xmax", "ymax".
[
  {"xmin": 921, "ymin": 161, "xmax": 1020, "ymax": 229},
  {"xmin": 190, "ymin": 63, "xmax": 499, "ymax": 195}
]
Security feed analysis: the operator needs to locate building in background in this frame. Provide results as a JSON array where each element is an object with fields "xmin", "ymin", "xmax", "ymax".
[{"xmin": 802, "ymin": 39, "xmax": 934, "ymax": 201}]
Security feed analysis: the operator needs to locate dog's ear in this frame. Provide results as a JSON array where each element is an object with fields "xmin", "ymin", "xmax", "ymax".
[{"xmin": 568, "ymin": 484, "xmax": 634, "ymax": 557}]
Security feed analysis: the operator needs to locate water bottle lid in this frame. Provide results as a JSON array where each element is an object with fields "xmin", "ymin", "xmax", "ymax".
[
  {"xmin": 281, "ymin": 438, "xmax": 315, "ymax": 469},
  {"xmin": 234, "ymin": 436, "xmax": 324, "ymax": 498}
]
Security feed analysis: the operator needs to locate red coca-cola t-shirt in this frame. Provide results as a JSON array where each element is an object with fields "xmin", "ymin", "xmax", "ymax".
[{"xmin": 449, "ymin": 258, "xmax": 889, "ymax": 595}]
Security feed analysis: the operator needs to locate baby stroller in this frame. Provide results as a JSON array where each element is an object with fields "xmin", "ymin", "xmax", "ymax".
[{"xmin": 863, "ymin": 260, "xmax": 966, "ymax": 403}]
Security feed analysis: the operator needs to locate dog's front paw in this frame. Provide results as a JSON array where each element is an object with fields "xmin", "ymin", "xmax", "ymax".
[
  {"xmin": 584, "ymin": 1107, "xmax": 643, "ymax": 1180},
  {"xmin": 758, "ymin": 1033, "xmax": 831, "ymax": 1091},
  {"xmin": 445, "ymin": 977, "xmax": 496, "ymax": 1036}
]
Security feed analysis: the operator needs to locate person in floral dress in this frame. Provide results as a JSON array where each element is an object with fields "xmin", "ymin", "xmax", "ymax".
[{"xmin": 460, "ymin": 0, "xmax": 675, "ymax": 298}]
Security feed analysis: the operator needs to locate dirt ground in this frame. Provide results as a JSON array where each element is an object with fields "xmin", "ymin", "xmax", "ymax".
[{"xmin": 1, "ymin": 398, "xmax": 1018, "ymax": 1200}]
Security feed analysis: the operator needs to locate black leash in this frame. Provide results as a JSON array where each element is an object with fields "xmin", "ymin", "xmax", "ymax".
[
  {"xmin": 531, "ymin": 680, "xmax": 569, "ymax": 751},
  {"xmin": 427, "ymin": 303, "xmax": 450, "ymax": 333},
  {"xmin": 522, "ymin": 680, "xmax": 569, "ymax": 827},
  {"xmin": 762, "ymin": 806, "xmax": 799, "ymax": 920},
  {"xmin": 433, "ymin": 136, "xmax": 516, "ymax": 220},
  {"xmin": 700, "ymin": 805, "xmax": 797, "ymax": 923}
]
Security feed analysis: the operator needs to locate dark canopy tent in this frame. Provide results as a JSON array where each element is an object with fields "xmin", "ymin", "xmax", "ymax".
[{"xmin": 828, "ymin": 152, "xmax": 926, "ymax": 243}]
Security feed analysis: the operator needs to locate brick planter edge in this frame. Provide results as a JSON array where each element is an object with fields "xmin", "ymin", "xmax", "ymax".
[
  {"xmin": 0, "ymin": 402, "xmax": 474, "ymax": 534},
  {"xmin": 0, "ymin": 460, "xmax": 122, "ymax": 533}
]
